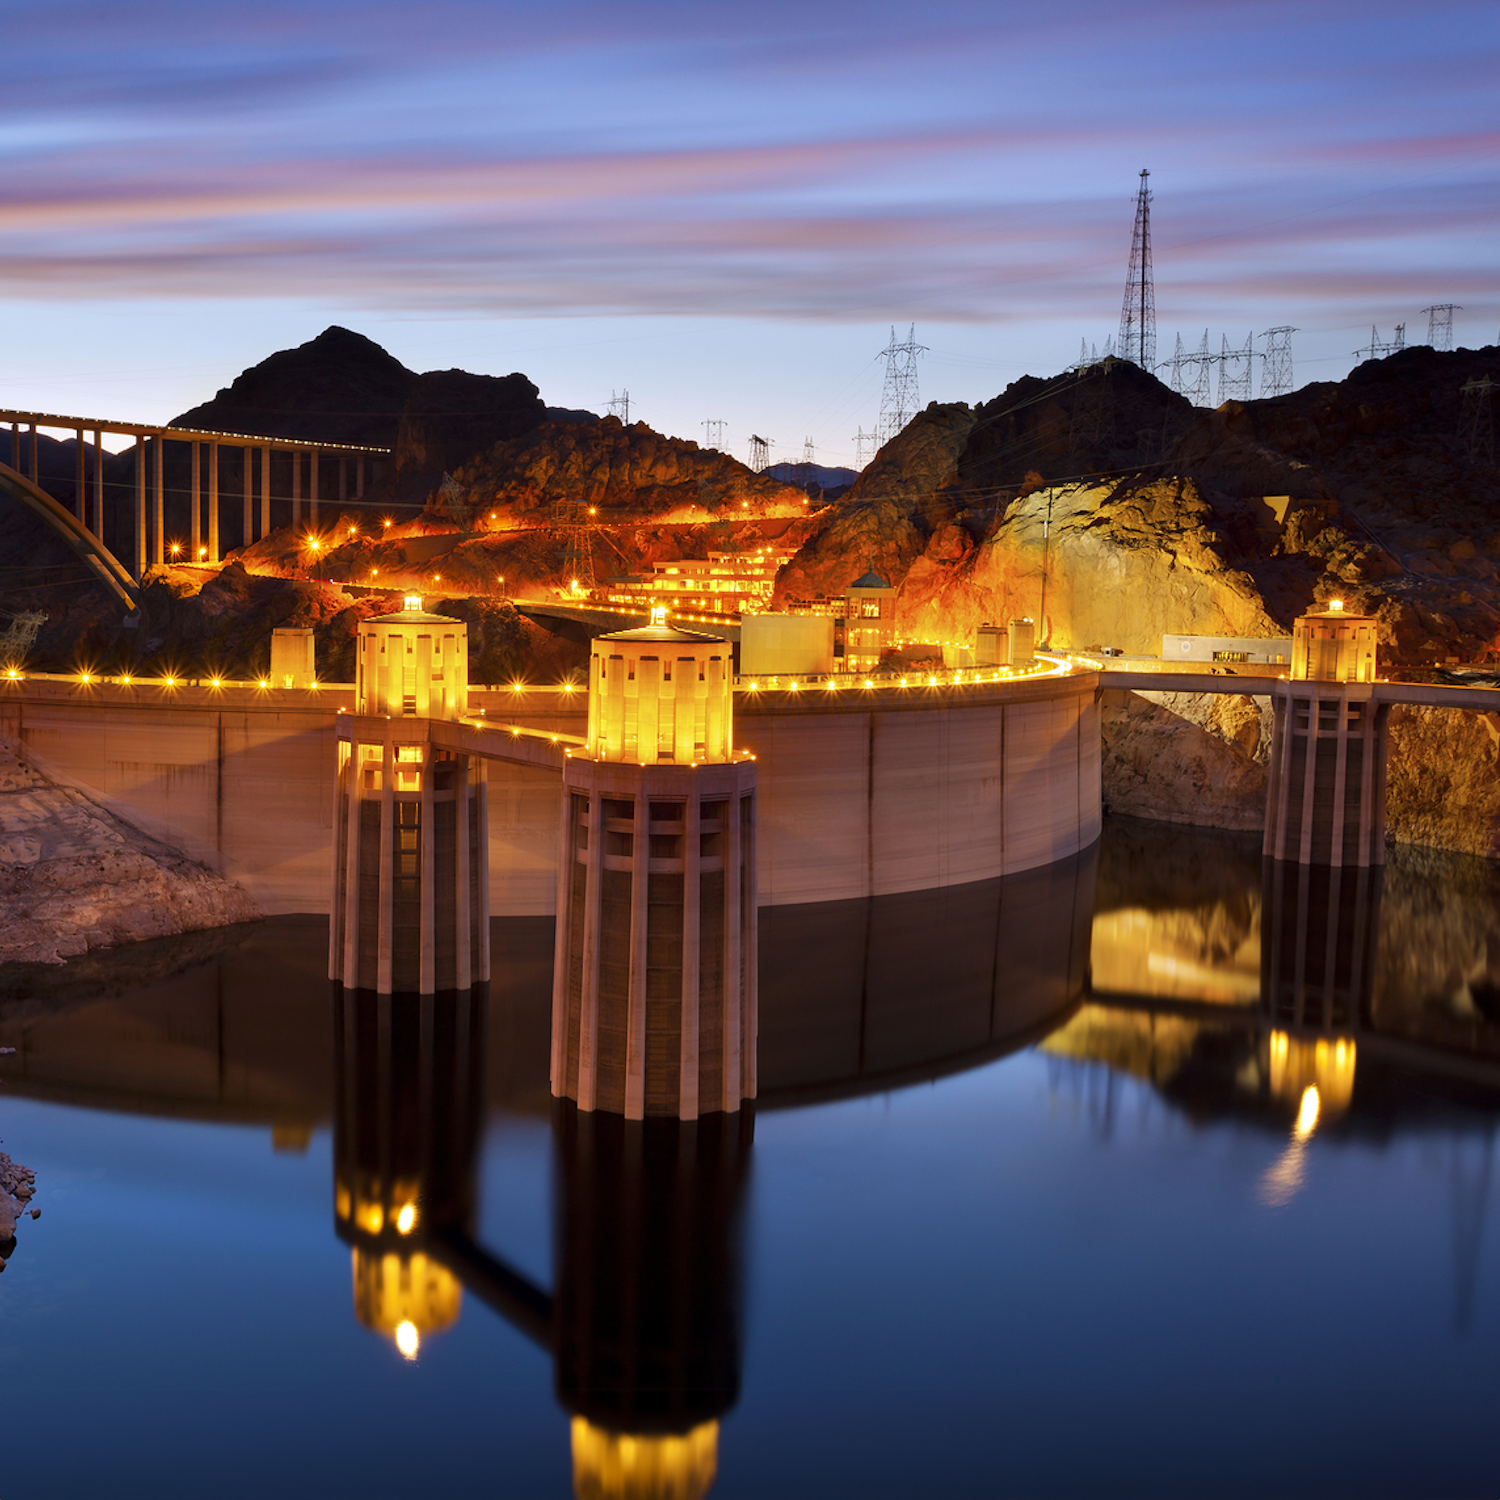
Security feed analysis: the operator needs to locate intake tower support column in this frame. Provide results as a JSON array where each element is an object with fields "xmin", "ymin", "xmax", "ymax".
[
  {"xmin": 330, "ymin": 597, "xmax": 489, "ymax": 994},
  {"xmin": 552, "ymin": 613, "xmax": 757, "ymax": 1120},
  {"xmin": 1263, "ymin": 602, "xmax": 1389, "ymax": 868}
]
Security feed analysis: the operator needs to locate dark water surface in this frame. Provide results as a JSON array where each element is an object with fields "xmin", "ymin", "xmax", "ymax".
[{"xmin": 2, "ymin": 819, "xmax": 1499, "ymax": 1499}]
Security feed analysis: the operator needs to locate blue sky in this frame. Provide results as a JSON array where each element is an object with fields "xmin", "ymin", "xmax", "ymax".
[{"xmin": 2, "ymin": 0, "xmax": 1496, "ymax": 467}]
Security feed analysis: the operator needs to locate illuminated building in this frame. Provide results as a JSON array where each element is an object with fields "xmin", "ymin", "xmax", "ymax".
[
  {"xmin": 330, "ymin": 597, "xmax": 490, "ymax": 993},
  {"xmin": 738, "ymin": 613, "xmax": 834, "ymax": 676},
  {"xmin": 552, "ymin": 609, "xmax": 757, "ymax": 1119},
  {"xmin": 1290, "ymin": 599, "xmax": 1378, "ymax": 684},
  {"xmin": 842, "ymin": 569, "xmax": 896, "ymax": 673},
  {"xmin": 269, "ymin": 626, "xmax": 315, "ymax": 688},
  {"xmin": 600, "ymin": 548, "xmax": 797, "ymax": 618},
  {"xmin": 1264, "ymin": 601, "xmax": 1387, "ymax": 866},
  {"xmin": 1007, "ymin": 617, "xmax": 1035, "ymax": 667}
]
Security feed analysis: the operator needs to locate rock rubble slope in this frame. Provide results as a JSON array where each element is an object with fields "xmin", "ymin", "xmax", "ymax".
[{"xmin": 0, "ymin": 742, "xmax": 259, "ymax": 965}]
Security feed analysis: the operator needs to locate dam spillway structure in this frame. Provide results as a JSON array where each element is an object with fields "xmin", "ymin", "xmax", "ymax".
[
  {"xmin": 330, "ymin": 596, "xmax": 490, "ymax": 994},
  {"xmin": 1264, "ymin": 601, "xmax": 1388, "ymax": 868},
  {"xmin": 552, "ymin": 608, "xmax": 757, "ymax": 1120}
]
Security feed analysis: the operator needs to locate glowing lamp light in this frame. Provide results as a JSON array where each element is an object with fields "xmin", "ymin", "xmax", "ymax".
[
  {"xmin": 5, "ymin": 669, "xmax": 17, "ymax": 679},
  {"xmin": 1329, "ymin": 598, "xmax": 1345, "ymax": 612},
  {"xmin": 164, "ymin": 677, "xmax": 176, "ymax": 688},
  {"xmin": 395, "ymin": 1203, "xmax": 417, "ymax": 1235},
  {"xmin": 404, "ymin": 595, "xmax": 423, "ymax": 612},
  {"xmin": 395, "ymin": 1321, "xmax": 420, "ymax": 1361},
  {"xmin": 650, "ymin": 604, "xmax": 668, "ymax": 627},
  {"xmin": 210, "ymin": 677, "xmax": 222, "ymax": 688},
  {"xmin": 383, "ymin": 518, "xmax": 393, "ymax": 529},
  {"xmin": 198, "ymin": 546, "xmax": 207, "ymax": 559},
  {"xmin": 78, "ymin": 672, "xmax": 92, "ymax": 684},
  {"xmin": 258, "ymin": 679, "xmax": 269, "ymax": 689},
  {"xmin": 563, "ymin": 682, "xmax": 576, "ymax": 693},
  {"xmin": 170, "ymin": 542, "xmax": 182, "ymax": 557},
  {"xmin": 120, "ymin": 676, "xmax": 131, "ymax": 686}
]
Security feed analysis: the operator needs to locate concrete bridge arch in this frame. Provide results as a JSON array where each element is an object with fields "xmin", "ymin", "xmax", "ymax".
[{"xmin": 0, "ymin": 459, "xmax": 138, "ymax": 611}]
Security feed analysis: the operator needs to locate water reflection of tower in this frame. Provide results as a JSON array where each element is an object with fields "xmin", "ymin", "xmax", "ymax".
[
  {"xmin": 331, "ymin": 985, "xmax": 751, "ymax": 1499},
  {"xmin": 556, "ymin": 1107, "xmax": 750, "ymax": 1500},
  {"xmin": 332, "ymin": 987, "xmax": 486, "ymax": 1361}
]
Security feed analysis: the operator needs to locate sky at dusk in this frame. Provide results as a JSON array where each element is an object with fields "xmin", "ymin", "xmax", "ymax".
[{"xmin": 2, "ymin": 0, "xmax": 1497, "ymax": 469}]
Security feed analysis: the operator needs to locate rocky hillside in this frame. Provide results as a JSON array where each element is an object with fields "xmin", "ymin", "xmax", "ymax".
[
  {"xmin": 426, "ymin": 409, "xmax": 807, "ymax": 525},
  {"xmin": 776, "ymin": 346, "xmax": 1500, "ymax": 664}
]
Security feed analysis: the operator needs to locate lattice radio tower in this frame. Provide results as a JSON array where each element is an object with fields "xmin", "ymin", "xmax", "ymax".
[
  {"xmin": 1116, "ymin": 169, "xmax": 1156, "ymax": 371},
  {"xmin": 701, "ymin": 419, "xmax": 726, "ymax": 450},
  {"xmin": 607, "ymin": 389, "xmax": 631, "ymax": 424},
  {"xmin": 876, "ymin": 324, "xmax": 927, "ymax": 446},
  {"xmin": 1424, "ymin": 304, "xmax": 1461, "ymax": 351},
  {"xmin": 748, "ymin": 435, "xmax": 771, "ymax": 473},
  {"xmin": 1261, "ymin": 326, "xmax": 1297, "ymax": 397}
]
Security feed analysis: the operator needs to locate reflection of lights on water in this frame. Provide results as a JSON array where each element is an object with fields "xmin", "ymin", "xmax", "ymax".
[
  {"xmin": 1295, "ymin": 1084, "xmax": 1321, "ymax": 1140},
  {"xmin": 1260, "ymin": 1085, "xmax": 1323, "ymax": 1207},
  {"xmin": 395, "ymin": 1321, "xmax": 419, "ymax": 1360},
  {"xmin": 395, "ymin": 1203, "xmax": 417, "ymax": 1235}
]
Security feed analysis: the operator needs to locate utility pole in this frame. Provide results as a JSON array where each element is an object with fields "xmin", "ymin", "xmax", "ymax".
[{"xmin": 1116, "ymin": 169, "xmax": 1156, "ymax": 371}]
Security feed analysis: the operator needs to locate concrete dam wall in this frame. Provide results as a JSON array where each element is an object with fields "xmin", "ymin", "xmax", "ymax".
[{"xmin": 0, "ymin": 674, "xmax": 1102, "ymax": 916}]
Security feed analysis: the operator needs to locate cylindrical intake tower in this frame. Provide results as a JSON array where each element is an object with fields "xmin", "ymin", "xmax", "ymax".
[{"xmin": 553, "ymin": 615, "xmax": 757, "ymax": 1119}]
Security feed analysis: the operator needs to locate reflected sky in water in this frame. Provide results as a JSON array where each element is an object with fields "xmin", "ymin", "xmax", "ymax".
[{"xmin": 1, "ymin": 819, "xmax": 1499, "ymax": 1498}]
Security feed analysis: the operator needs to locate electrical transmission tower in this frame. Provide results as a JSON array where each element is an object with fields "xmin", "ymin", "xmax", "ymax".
[
  {"xmin": 701, "ymin": 419, "xmax": 726, "ymax": 450},
  {"xmin": 1354, "ymin": 326, "xmax": 1406, "ymax": 362},
  {"xmin": 1460, "ymin": 376, "xmax": 1495, "ymax": 467},
  {"xmin": 1424, "ymin": 304, "xmax": 1461, "ymax": 351},
  {"xmin": 1116, "ymin": 169, "xmax": 1156, "ymax": 371},
  {"xmin": 748, "ymin": 435, "xmax": 771, "ymax": 473},
  {"xmin": 853, "ymin": 427, "xmax": 879, "ymax": 468},
  {"xmin": 607, "ymin": 389, "xmax": 631, "ymax": 424},
  {"xmin": 876, "ymin": 324, "xmax": 927, "ymax": 446},
  {"xmin": 799, "ymin": 438, "xmax": 816, "ymax": 487},
  {"xmin": 1187, "ymin": 329, "xmax": 1214, "ymax": 406},
  {"xmin": 1261, "ymin": 326, "xmax": 1297, "ymax": 397},
  {"xmin": 551, "ymin": 500, "xmax": 596, "ymax": 590},
  {"xmin": 1160, "ymin": 333, "xmax": 1191, "ymax": 395},
  {"xmin": 1219, "ymin": 332, "xmax": 1254, "ymax": 403}
]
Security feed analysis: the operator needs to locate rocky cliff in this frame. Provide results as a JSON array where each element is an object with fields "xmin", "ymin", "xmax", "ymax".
[
  {"xmin": 0, "ymin": 741, "xmax": 260, "ymax": 965},
  {"xmin": 777, "ymin": 346, "xmax": 1500, "ymax": 663}
]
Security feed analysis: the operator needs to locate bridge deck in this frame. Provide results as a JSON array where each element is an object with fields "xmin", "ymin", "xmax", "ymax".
[{"xmin": 1097, "ymin": 668, "xmax": 1500, "ymax": 712}]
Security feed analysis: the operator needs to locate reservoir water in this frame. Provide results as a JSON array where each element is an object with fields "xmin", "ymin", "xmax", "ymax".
[{"xmin": 2, "ymin": 816, "xmax": 1498, "ymax": 1499}]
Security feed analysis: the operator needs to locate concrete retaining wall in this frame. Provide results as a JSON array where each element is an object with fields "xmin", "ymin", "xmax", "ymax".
[{"xmin": 0, "ymin": 673, "xmax": 1101, "ymax": 916}]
